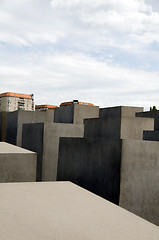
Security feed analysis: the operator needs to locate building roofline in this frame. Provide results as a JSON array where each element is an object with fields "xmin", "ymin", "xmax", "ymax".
[
  {"xmin": 60, "ymin": 100, "xmax": 94, "ymax": 107},
  {"xmin": 0, "ymin": 92, "xmax": 32, "ymax": 99},
  {"xmin": 35, "ymin": 104, "xmax": 58, "ymax": 109}
]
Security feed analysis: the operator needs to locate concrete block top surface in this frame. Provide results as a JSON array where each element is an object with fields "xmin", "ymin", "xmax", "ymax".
[
  {"xmin": 0, "ymin": 182, "xmax": 158, "ymax": 240},
  {"xmin": 0, "ymin": 142, "xmax": 35, "ymax": 154}
]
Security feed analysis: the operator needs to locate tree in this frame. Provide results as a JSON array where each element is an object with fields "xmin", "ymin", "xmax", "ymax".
[{"xmin": 153, "ymin": 106, "xmax": 157, "ymax": 111}]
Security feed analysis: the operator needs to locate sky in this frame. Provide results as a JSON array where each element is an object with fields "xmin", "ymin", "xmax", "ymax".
[{"xmin": 0, "ymin": 0, "xmax": 159, "ymax": 109}]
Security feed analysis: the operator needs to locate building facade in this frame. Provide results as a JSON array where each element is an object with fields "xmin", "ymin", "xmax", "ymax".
[
  {"xmin": 0, "ymin": 92, "xmax": 34, "ymax": 112},
  {"xmin": 35, "ymin": 104, "xmax": 58, "ymax": 111}
]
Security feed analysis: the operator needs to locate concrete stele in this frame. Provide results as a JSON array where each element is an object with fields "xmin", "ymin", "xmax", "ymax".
[
  {"xmin": 0, "ymin": 181, "xmax": 158, "ymax": 240},
  {"xmin": 22, "ymin": 122, "xmax": 84, "ymax": 181},
  {"xmin": 0, "ymin": 142, "xmax": 36, "ymax": 182}
]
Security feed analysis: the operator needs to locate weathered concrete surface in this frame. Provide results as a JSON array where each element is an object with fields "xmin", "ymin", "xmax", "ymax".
[
  {"xmin": 0, "ymin": 112, "xmax": 8, "ymax": 141},
  {"xmin": 22, "ymin": 123, "xmax": 84, "ymax": 181},
  {"xmin": 119, "ymin": 139, "xmax": 159, "ymax": 226},
  {"xmin": 54, "ymin": 105, "xmax": 74, "ymax": 123},
  {"xmin": 57, "ymin": 138, "xmax": 159, "ymax": 225},
  {"xmin": 84, "ymin": 117, "xmax": 121, "ymax": 139},
  {"xmin": 136, "ymin": 110, "xmax": 159, "ymax": 130},
  {"xmin": 84, "ymin": 116, "xmax": 154, "ymax": 140},
  {"xmin": 54, "ymin": 104, "xmax": 99, "ymax": 124},
  {"xmin": 57, "ymin": 138, "xmax": 122, "ymax": 205},
  {"xmin": 100, "ymin": 106, "xmax": 143, "ymax": 118},
  {"xmin": 22, "ymin": 123, "xmax": 44, "ymax": 181},
  {"xmin": 143, "ymin": 130, "xmax": 159, "ymax": 141},
  {"xmin": 5, "ymin": 109, "xmax": 54, "ymax": 146},
  {"xmin": 1, "ymin": 182, "xmax": 158, "ymax": 240},
  {"xmin": 0, "ymin": 142, "xmax": 36, "ymax": 182},
  {"xmin": 120, "ymin": 117, "xmax": 154, "ymax": 140}
]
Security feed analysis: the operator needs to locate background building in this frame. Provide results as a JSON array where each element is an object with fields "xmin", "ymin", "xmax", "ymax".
[
  {"xmin": 35, "ymin": 104, "xmax": 58, "ymax": 111},
  {"xmin": 0, "ymin": 92, "xmax": 34, "ymax": 112}
]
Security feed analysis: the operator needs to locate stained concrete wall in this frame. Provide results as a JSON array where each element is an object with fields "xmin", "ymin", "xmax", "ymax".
[
  {"xmin": 100, "ymin": 106, "xmax": 143, "ymax": 118},
  {"xmin": 84, "ymin": 117, "xmax": 121, "ymax": 139},
  {"xmin": 57, "ymin": 137, "xmax": 159, "ymax": 226},
  {"xmin": 143, "ymin": 130, "xmax": 159, "ymax": 141},
  {"xmin": 22, "ymin": 123, "xmax": 84, "ymax": 181},
  {"xmin": 73, "ymin": 105, "xmax": 99, "ymax": 124},
  {"xmin": 1, "ymin": 182, "xmax": 159, "ymax": 240},
  {"xmin": 5, "ymin": 111, "xmax": 18, "ymax": 145},
  {"xmin": 120, "ymin": 139, "xmax": 159, "ymax": 226},
  {"xmin": 0, "ymin": 142, "xmax": 36, "ymax": 182},
  {"xmin": 54, "ymin": 104, "xmax": 99, "ymax": 124},
  {"xmin": 54, "ymin": 105, "xmax": 74, "ymax": 123},
  {"xmin": 57, "ymin": 138, "xmax": 122, "ymax": 205},
  {"xmin": 84, "ymin": 116, "xmax": 154, "ymax": 140},
  {"xmin": 120, "ymin": 117, "xmax": 154, "ymax": 140},
  {"xmin": 6, "ymin": 109, "xmax": 54, "ymax": 147},
  {"xmin": 136, "ymin": 110, "xmax": 159, "ymax": 130},
  {"xmin": 22, "ymin": 123, "xmax": 44, "ymax": 181},
  {"xmin": 0, "ymin": 111, "xmax": 8, "ymax": 141}
]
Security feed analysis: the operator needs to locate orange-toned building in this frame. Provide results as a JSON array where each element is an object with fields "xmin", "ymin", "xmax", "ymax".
[
  {"xmin": 0, "ymin": 92, "xmax": 34, "ymax": 112},
  {"xmin": 35, "ymin": 104, "xmax": 58, "ymax": 111},
  {"xmin": 60, "ymin": 100, "xmax": 94, "ymax": 107}
]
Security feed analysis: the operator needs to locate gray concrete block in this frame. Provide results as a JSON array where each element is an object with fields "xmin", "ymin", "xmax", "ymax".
[
  {"xmin": 57, "ymin": 138, "xmax": 122, "ymax": 205},
  {"xmin": 57, "ymin": 138, "xmax": 159, "ymax": 226},
  {"xmin": 120, "ymin": 117, "xmax": 154, "ymax": 140},
  {"xmin": 143, "ymin": 130, "xmax": 159, "ymax": 141},
  {"xmin": 120, "ymin": 139, "xmax": 159, "ymax": 226},
  {"xmin": 84, "ymin": 117, "xmax": 121, "ymax": 139},
  {"xmin": 54, "ymin": 105, "xmax": 74, "ymax": 123},
  {"xmin": 1, "ymin": 182, "xmax": 158, "ymax": 240},
  {"xmin": 5, "ymin": 109, "xmax": 54, "ymax": 147},
  {"xmin": 0, "ymin": 142, "xmax": 36, "ymax": 182},
  {"xmin": 22, "ymin": 123, "xmax": 44, "ymax": 181},
  {"xmin": 100, "ymin": 106, "xmax": 143, "ymax": 118},
  {"xmin": 0, "ymin": 111, "xmax": 8, "ymax": 141},
  {"xmin": 54, "ymin": 104, "xmax": 99, "ymax": 124},
  {"xmin": 22, "ymin": 122, "xmax": 84, "ymax": 181},
  {"xmin": 84, "ymin": 116, "xmax": 154, "ymax": 140},
  {"xmin": 136, "ymin": 110, "xmax": 159, "ymax": 130}
]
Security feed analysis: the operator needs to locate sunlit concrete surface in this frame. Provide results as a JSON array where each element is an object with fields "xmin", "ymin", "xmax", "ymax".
[{"xmin": 0, "ymin": 181, "xmax": 158, "ymax": 240}]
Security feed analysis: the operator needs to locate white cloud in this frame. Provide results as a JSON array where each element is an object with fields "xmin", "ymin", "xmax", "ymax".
[
  {"xmin": 0, "ymin": 0, "xmax": 159, "ymax": 110},
  {"xmin": 0, "ymin": 0, "xmax": 159, "ymax": 51},
  {"xmin": 0, "ymin": 51, "xmax": 159, "ymax": 109}
]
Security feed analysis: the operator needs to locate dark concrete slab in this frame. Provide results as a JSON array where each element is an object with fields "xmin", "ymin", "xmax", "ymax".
[
  {"xmin": 22, "ymin": 123, "xmax": 84, "ymax": 181},
  {"xmin": 0, "ymin": 111, "xmax": 8, "ymax": 141},
  {"xmin": 57, "ymin": 138, "xmax": 122, "ymax": 205},
  {"xmin": 100, "ymin": 106, "xmax": 143, "ymax": 118},
  {"xmin": 22, "ymin": 123, "xmax": 44, "ymax": 181},
  {"xmin": 143, "ymin": 130, "xmax": 159, "ymax": 141},
  {"xmin": 5, "ymin": 110, "xmax": 54, "ymax": 147},
  {"xmin": 57, "ymin": 137, "xmax": 159, "ymax": 226},
  {"xmin": 84, "ymin": 116, "xmax": 154, "ymax": 140},
  {"xmin": 54, "ymin": 104, "xmax": 99, "ymax": 124}
]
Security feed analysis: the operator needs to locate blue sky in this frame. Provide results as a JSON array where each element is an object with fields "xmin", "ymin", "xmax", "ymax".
[{"xmin": 0, "ymin": 0, "xmax": 159, "ymax": 109}]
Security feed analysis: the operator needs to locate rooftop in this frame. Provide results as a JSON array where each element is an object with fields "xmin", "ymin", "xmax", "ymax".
[{"xmin": 0, "ymin": 92, "xmax": 33, "ymax": 99}]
